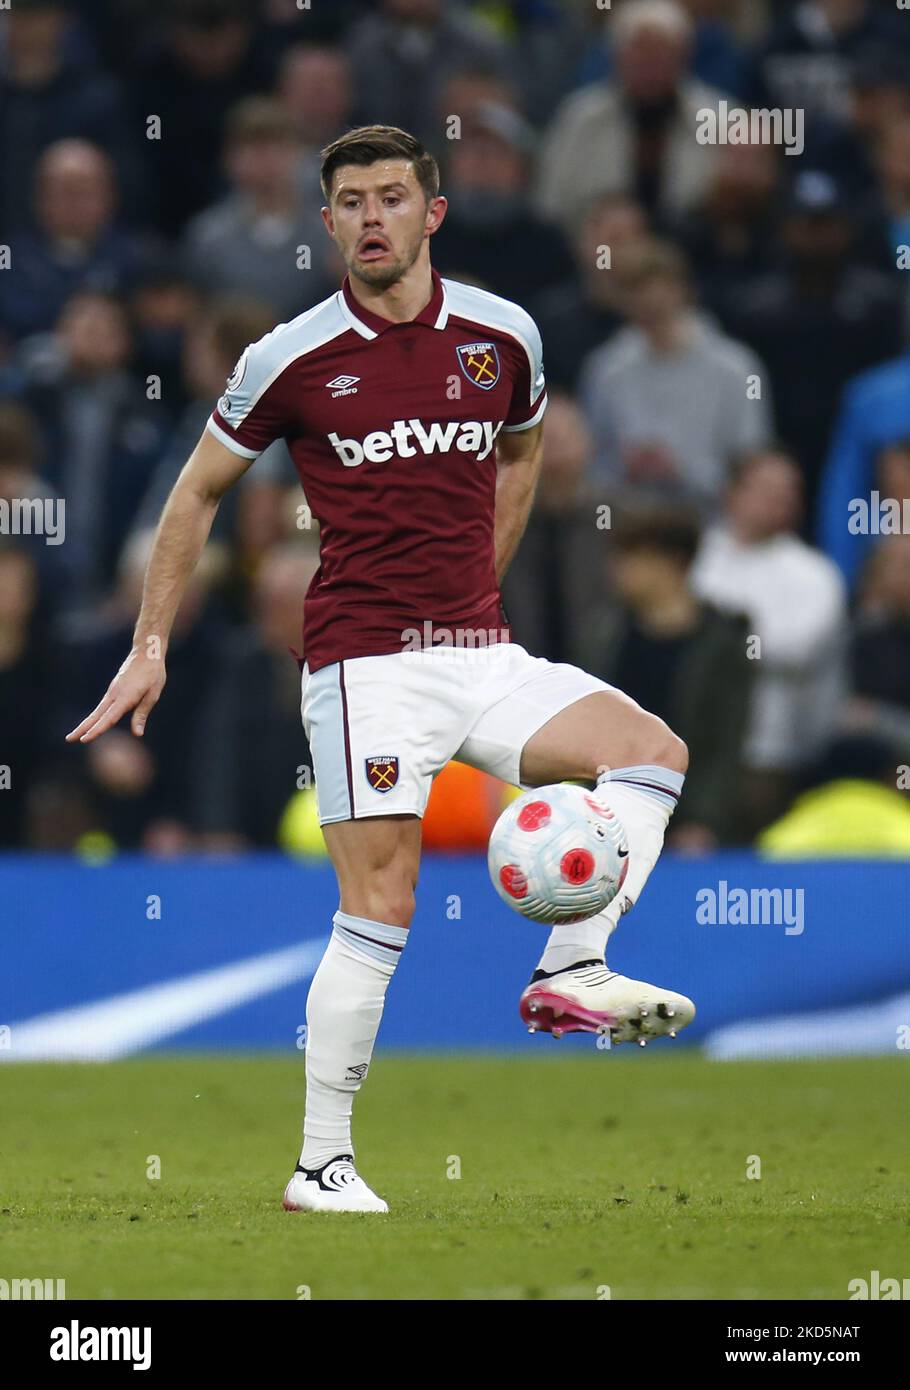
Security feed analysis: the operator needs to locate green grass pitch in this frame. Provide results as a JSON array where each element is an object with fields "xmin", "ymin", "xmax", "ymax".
[{"xmin": 1, "ymin": 1053, "xmax": 907, "ymax": 1300}]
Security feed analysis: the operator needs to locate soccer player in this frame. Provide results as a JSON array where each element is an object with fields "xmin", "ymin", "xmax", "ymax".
[{"xmin": 67, "ymin": 126, "xmax": 694, "ymax": 1214}]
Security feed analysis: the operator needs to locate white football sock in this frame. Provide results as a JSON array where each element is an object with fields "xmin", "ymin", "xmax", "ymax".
[
  {"xmin": 535, "ymin": 764, "xmax": 684, "ymax": 974},
  {"xmin": 299, "ymin": 910, "xmax": 406, "ymax": 1170}
]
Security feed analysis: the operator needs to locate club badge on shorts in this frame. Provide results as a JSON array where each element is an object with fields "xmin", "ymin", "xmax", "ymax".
[
  {"xmin": 365, "ymin": 755, "xmax": 399, "ymax": 793},
  {"xmin": 456, "ymin": 341, "xmax": 500, "ymax": 390}
]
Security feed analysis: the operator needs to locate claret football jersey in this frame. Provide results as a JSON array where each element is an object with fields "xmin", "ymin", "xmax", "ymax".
[{"xmin": 207, "ymin": 269, "xmax": 547, "ymax": 672}]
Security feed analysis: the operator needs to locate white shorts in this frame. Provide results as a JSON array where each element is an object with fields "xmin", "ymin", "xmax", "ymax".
[{"xmin": 301, "ymin": 642, "xmax": 611, "ymax": 825}]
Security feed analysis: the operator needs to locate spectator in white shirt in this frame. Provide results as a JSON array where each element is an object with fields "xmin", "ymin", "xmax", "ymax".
[{"xmin": 690, "ymin": 446, "xmax": 847, "ymax": 834}]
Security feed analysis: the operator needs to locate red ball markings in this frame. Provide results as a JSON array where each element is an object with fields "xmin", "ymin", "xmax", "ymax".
[
  {"xmin": 499, "ymin": 864, "xmax": 529, "ymax": 898},
  {"xmin": 560, "ymin": 848, "xmax": 595, "ymax": 885},
  {"xmin": 517, "ymin": 800, "xmax": 552, "ymax": 831}
]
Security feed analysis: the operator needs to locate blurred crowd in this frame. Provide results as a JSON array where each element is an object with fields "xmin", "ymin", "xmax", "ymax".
[{"xmin": 2, "ymin": 0, "xmax": 910, "ymax": 856}]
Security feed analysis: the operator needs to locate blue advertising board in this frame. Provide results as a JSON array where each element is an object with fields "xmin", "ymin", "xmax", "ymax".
[{"xmin": 1, "ymin": 853, "xmax": 907, "ymax": 1058}]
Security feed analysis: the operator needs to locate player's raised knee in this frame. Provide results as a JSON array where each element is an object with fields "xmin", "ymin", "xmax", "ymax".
[
  {"xmin": 658, "ymin": 726, "xmax": 688, "ymax": 776},
  {"xmin": 604, "ymin": 708, "xmax": 687, "ymax": 777},
  {"xmin": 634, "ymin": 709, "xmax": 687, "ymax": 774}
]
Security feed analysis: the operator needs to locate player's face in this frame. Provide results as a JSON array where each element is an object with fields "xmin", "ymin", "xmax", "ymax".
[{"xmin": 323, "ymin": 160, "xmax": 444, "ymax": 289}]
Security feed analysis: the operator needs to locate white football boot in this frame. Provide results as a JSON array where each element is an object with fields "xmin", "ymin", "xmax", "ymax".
[
  {"xmin": 519, "ymin": 960, "xmax": 695, "ymax": 1046},
  {"xmin": 282, "ymin": 1154, "xmax": 388, "ymax": 1213}
]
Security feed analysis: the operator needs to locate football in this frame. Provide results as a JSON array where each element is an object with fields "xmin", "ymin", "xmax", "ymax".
[{"xmin": 487, "ymin": 783, "xmax": 629, "ymax": 924}]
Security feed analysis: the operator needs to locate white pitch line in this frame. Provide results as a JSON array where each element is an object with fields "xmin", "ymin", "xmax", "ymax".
[{"xmin": 1, "ymin": 938, "xmax": 326, "ymax": 1061}]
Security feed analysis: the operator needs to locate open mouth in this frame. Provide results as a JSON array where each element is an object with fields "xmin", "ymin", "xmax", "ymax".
[{"xmin": 357, "ymin": 236, "xmax": 391, "ymax": 261}]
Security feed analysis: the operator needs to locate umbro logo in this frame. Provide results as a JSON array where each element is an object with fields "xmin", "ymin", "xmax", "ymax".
[
  {"xmin": 325, "ymin": 374, "xmax": 360, "ymax": 397},
  {"xmin": 345, "ymin": 1063, "xmax": 369, "ymax": 1081}
]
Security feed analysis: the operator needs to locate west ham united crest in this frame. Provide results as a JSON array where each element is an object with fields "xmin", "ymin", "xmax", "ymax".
[
  {"xmin": 456, "ymin": 341, "xmax": 500, "ymax": 391},
  {"xmin": 365, "ymin": 755, "xmax": 399, "ymax": 793}
]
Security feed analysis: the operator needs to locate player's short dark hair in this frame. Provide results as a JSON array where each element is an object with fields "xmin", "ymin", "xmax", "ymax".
[
  {"xmin": 612, "ymin": 502, "xmax": 702, "ymax": 568},
  {"xmin": 320, "ymin": 125, "xmax": 440, "ymax": 203}
]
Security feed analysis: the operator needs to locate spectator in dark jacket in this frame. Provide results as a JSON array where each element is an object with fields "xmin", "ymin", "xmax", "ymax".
[
  {"xmin": 0, "ymin": 541, "xmax": 55, "ymax": 846},
  {"xmin": 0, "ymin": 399, "xmax": 70, "ymax": 601},
  {"xmin": 723, "ymin": 170, "xmax": 904, "ymax": 513},
  {"xmin": 130, "ymin": 293, "xmax": 296, "ymax": 620},
  {"xmin": 0, "ymin": 0, "xmax": 138, "ymax": 232},
  {"xmin": 58, "ymin": 529, "xmax": 229, "ymax": 853},
  {"xmin": 580, "ymin": 502, "xmax": 754, "ymax": 850},
  {"xmin": 13, "ymin": 289, "xmax": 166, "ymax": 612},
  {"xmin": 194, "ymin": 541, "xmax": 320, "ymax": 849},
  {"xmin": 532, "ymin": 192, "xmax": 648, "ymax": 393},
  {"xmin": 672, "ymin": 140, "xmax": 783, "ymax": 322},
  {"xmin": 502, "ymin": 393, "xmax": 615, "ymax": 669},
  {"xmin": 851, "ymin": 509, "xmax": 910, "ymax": 716},
  {"xmin": 345, "ymin": 0, "xmax": 510, "ymax": 151},
  {"xmin": 745, "ymin": 0, "xmax": 910, "ymax": 125},
  {"xmin": 131, "ymin": 0, "xmax": 278, "ymax": 236},
  {"xmin": 0, "ymin": 140, "xmax": 154, "ymax": 345},
  {"xmin": 430, "ymin": 102, "xmax": 573, "ymax": 303}
]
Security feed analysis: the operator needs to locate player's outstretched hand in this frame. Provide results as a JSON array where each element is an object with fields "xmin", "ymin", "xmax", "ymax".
[{"xmin": 66, "ymin": 646, "xmax": 167, "ymax": 744}]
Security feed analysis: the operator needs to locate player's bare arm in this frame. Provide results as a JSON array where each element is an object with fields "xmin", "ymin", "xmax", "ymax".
[
  {"xmin": 494, "ymin": 420, "xmax": 544, "ymax": 583},
  {"xmin": 65, "ymin": 431, "xmax": 252, "ymax": 744}
]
